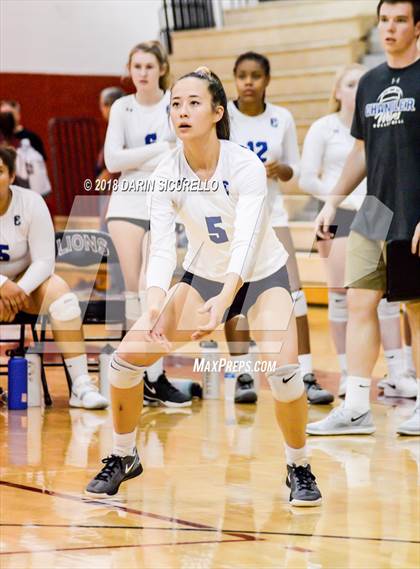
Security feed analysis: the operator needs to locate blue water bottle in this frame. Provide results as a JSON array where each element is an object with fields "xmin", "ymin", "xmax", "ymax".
[{"xmin": 7, "ymin": 350, "xmax": 28, "ymax": 410}]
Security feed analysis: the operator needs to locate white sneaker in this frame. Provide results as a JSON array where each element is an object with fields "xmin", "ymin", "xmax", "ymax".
[
  {"xmin": 70, "ymin": 375, "xmax": 108, "ymax": 410},
  {"xmin": 338, "ymin": 374, "xmax": 347, "ymax": 398},
  {"xmin": 306, "ymin": 404, "xmax": 375, "ymax": 436},
  {"xmin": 377, "ymin": 377, "xmax": 390, "ymax": 391},
  {"xmin": 397, "ymin": 407, "xmax": 420, "ymax": 436},
  {"xmin": 384, "ymin": 374, "xmax": 417, "ymax": 399}
]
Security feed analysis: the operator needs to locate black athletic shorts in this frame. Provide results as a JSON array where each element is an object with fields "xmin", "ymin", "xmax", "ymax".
[
  {"xmin": 107, "ymin": 217, "xmax": 150, "ymax": 231},
  {"xmin": 314, "ymin": 198, "xmax": 356, "ymax": 241},
  {"xmin": 179, "ymin": 265, "xmax": 291, "ymax": 322}
]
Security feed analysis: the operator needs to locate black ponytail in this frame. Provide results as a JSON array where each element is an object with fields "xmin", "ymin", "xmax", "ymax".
[{"xmin": 174, "ymin": 67, "xmax": 230, "ymax": 140}]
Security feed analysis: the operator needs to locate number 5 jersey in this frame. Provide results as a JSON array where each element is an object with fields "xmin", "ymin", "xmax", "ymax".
[{"xmin": 146, "ymin": 139, "xmax": 288, "ymax": 292}]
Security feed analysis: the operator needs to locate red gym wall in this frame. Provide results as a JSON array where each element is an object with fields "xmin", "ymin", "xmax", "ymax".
[{"xmin": 0, "ymin": 73, "xmax": 133, "ymax": 215}]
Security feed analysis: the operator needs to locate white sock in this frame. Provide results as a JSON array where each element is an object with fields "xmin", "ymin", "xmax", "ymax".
[
  {"xmin": 284, "ymin": 443, "xmax": 308, "ymax": 467},
  {"xmin": 146, "ymin": 358, "xmax": 163, "ymax": 383},
  {"xmin": 344, "ymin": 376, "xmax": 371, "ymax": 414},
  {"xmin": 112, "ymin": 429, "xmax": 137, "ymax": 457},
  {"xmin": 338, "ymin": 354, "xmax": 347, "ymax": 375},
  {"xmin": 404, "ymin": 345, "xmax": 415, "ymax": 375},
  {"xmin": 384, "ymin": 348, "xmax": 405, "ymax": 378},
  {"xmin": 298, "ymin": 354, "xmax": 312, "ymax": 375},
  {"xmin": 230, "ymin": 354, "xmax": 252, "ymax": 378},
  {"xmin": 65, "ymin": 354, "xmax": 88, "ymax": 383}
]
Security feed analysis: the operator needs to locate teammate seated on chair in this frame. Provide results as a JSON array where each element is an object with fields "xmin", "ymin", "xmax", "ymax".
[
  {"xmin": 0, "ymin": 146, "xmax": 108, "ymax": 410},
  {"xmin": 86, "ymin": 68, "xmax": 322, "ymax": 506}
]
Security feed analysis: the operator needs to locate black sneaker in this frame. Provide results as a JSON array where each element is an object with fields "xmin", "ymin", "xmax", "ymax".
[
  {"xmin": 303, "ymin": 373, "xmax": 334, "ymax": 405},
  {"xmin": 234, "ymin": 373, "xmax": 258, "ymax": 404},
  {"xmin": 143, "ymin": 371, "xmax": 192, "ymax": 408},
  {"xmin": 286, "ymin": 463, "xmax": 322, "ymax": 507},
  {"xmin": 85, "ymin": 449, "xmax": 143, "ymax": 497}
]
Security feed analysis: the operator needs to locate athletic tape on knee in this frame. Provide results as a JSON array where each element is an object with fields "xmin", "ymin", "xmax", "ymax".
[
  {"xmin": 48, "ymin": 292, "xmax": 81, "ymax": 321},
  {"xmin": 267, "ymin": 364, "xmax": 304, "ymax": 403},
  {"xmin": 124, "ymin": 291, "xmax": 141, "ymax": 322},
  {"xmin": 291, "ymin": 290, "xmax": 308, "ymax": 318},
  {"xmin": 109, "ymin": 353, "xmax": 144, "ymax": 389},
  {"xmin": 377, "ymin": 298, "xmax": 400, "ymax": 320},
  {"xmin": 328, "ymin": 291, "xmax": 348, "ymax": 322}
]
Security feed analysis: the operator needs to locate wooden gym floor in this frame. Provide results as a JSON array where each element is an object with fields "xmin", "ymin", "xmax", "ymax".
[{"xmin": 0, "ymin": 307, "xmax": 419, "ymax": 568}]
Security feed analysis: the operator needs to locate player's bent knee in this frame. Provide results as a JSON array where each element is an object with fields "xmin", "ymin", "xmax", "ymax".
[
  {"xmin": 328, "ymin": 291, "xmax": 348, "ymax": 322},
  {"xmin": 291, "ymin": 290, "xmax": 308, "ymax": 318},
  {"xmin": 267, "ymin": 364, "xmax": 304, "ymax": 403},
  {"xmin": 48, "ymin": 292, "xmax": 81, "ymax": 321},
  {"xmin": 377, "ymin": 298, "xmax": 400, "ymax": 320},
  {"xmin": 109, "ymin": 353, "xmax": 144, "ymax": 389}
]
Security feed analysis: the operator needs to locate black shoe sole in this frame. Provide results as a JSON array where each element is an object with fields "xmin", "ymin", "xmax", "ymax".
[
  {"xmin": 85, "ymin": 464, "xmax": 143, "ymax": 498},
  {"xmin": 307, "ymin": 395, "xmax": 335, "ymax": 405},
  {"xmin": 144, "ymin": 395, "xmax": 192, "ymax": 408},
  {"xmin": 235, "ymin": 392, "xmax": 258, "ymax": 404}
]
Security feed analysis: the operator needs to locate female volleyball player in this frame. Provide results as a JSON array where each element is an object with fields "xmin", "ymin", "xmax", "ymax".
[
  {"xmin": 0, "ymin": 146, "xmax": 107, "ymax": 409},
  {"xmin": 225, "ymin": 51, "xmax": 333, "ymax": 405},
  {"xmin": 300, "ymin": 64, "xmax": 416, "ymax": 399},
  {"xmin": 86, "ymin": 68, "xmax": 322, "ymax": 507},
  {"xmin": 104, "ymin": 40, "xmax": 189, "ymax": 407}
]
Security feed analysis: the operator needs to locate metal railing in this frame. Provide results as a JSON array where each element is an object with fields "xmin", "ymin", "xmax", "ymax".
[{"xmin": 161, "ymin": 0, "xmax": 259, "ymax": 53}]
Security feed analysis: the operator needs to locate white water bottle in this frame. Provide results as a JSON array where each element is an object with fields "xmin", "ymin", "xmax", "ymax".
[
  {"xmin": 200, "ymin": 340, "xmax": 220, "ymax": 399},
  {"xmin": 26, "ymin": 353, "xmax": 42, "ymax": 407},
  {"xmin": 99, "ymin": 344, "xmax": 114, "ymax": 400},
  {"xmin": 224, "ymin": 371, "xmax": 236, "ymax": 402}
]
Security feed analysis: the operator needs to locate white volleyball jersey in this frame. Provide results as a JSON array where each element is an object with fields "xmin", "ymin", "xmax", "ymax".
[
  {"xmin": 0, "ymin": 185, "xmax": 55, "ymax": 295},
  {"xmin": 228, "ymin": 100, "xmax": 300, "ymax": 227},
  {"xmin": 105, "ymin": 91, "xmax": 174, "ymax": 220},
  {"xmin": 300, "ymin": 113, "xmax": 367, "ymax": 210},
  {"xmin": 146, "ymin": 140, "xmax": 288, "ymax": 292}
]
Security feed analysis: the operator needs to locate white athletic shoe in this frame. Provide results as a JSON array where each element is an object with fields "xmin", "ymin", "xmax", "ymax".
[
  {"xmin": 379, "ymin": 370, "xmax": 416, "ymax": 392},
  {"xmin": 384, "ymin": 374, "xmax": 417, "ymax": 399},
  {"xmin": 69, "ymin": 375, "xmax": 108, "ymax": 410},
  {"xmin": 338, "ymin": 374, "xmax": 347, "ymax": 398},
  {"xmin": 306, "ymin": 404, "xmax": 376, "ymax": 436},
  {"xmin": 397, "ymin": 407, "xmax": 420, "ymax": 436},
  {"xmin": 377, "ymin": 377, "xmax": 390, "ymax": 391}
]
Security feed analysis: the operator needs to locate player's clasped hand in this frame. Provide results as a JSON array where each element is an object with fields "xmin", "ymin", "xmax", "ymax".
[
  {"xmin": 0, "ymin": 279, "xmax": 28, "ymax": 315},
  {"xmin": 411, "ymin": 222, "xmax": 420, "ymax": 256},
  {"xmin": 315, "ymin": 203, "xmax": 337, "ymax": 240},
  {"xmin": 191, "ymin": 293, "xmax": 228, "ymax": 341},
  {"xmin": 144, "ymin": 306, "xmax": 172, "ymax": 352}
]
